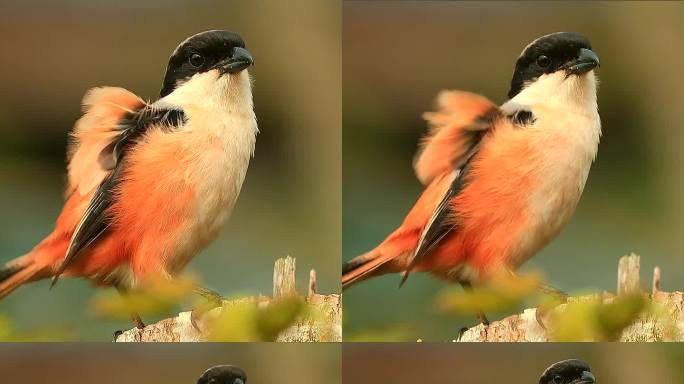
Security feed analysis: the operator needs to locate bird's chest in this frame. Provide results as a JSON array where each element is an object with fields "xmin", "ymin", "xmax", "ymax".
[
  {"xmin": 190, "ymin": 115, "xmax": 255, "ymax": 231},
  {"xmin": 512, "ymin": 109, "xmax": 600, "ymax": 264},
  {"xmin": 190, "ymin": 143, "xmax": 245, "ymax": 234},
  {"xmin": 169, "ymin": 110, "xmax": 256, "ymax": 268}
]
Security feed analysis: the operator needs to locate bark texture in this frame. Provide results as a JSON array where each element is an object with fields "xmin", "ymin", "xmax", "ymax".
[
  {"xmin": 458, "ymin": 254, "xmax": 684, "ymax": 342},
  {"xmin": 115, "ymin": 256, "xmax": 341, "ymax": 342}
]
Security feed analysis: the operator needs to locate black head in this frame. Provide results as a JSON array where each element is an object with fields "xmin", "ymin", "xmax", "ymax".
[
  {"xmin": 508, "ymin": 32, "xmax": 599, "ymax": 99},
  {"xmin": 539, "ymin": 359, "xmax": 595, "ymax": 384},
  {"xmin": 197, "ymin": 365, "xmax": 247, "ymax": 384},
  {"xmin": 160, "ymin": 30, "xmax": 254, "ymax": 97}
]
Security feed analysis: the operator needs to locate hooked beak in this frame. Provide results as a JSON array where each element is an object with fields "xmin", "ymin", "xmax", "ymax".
[
  {"xmin": 220, "ymin": 46, "xmax": 254, "ymax": 75},
  {"xmin": 571, "ymin": 370, "xmax": 596, "ymax": 384},
  {"xmin": 564, "ymin": 48, "xmax": 600, "ymax": 76}
]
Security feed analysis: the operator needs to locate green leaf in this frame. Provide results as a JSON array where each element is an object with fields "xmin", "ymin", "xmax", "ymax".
[{"xmin": 435, "ymin": 272, "xmax": 541, "ymax": 315}]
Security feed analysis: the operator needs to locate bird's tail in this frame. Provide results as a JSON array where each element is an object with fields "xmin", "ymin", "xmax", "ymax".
[
  {"xmin": 0, "ymin": 252, "xmax": 50, "ymax": 300},
  {"xmin": 342, "ymin": 247, "xmax": 396, "ymax": 290}
]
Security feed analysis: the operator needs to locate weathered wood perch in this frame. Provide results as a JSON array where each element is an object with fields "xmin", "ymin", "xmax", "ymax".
[
  {"xmin": 458, "ymin": 254, "xmax": 684, "ymax": 342},
  {"xmin": 115, "ymin": 256, "xmax": 341, "ymax": 342}
]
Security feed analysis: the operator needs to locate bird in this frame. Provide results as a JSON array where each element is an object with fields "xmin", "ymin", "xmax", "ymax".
[
  {"xmin": 539, "ymin": 359, "xmax": 595, "ymax": 384},
  {"xmin": 197, "ymin": 365, "xmax": 247, "ymax": 384},
  {"xmin": 342, "ymin": 32, "xmax": 601, "ymax": 323},
  {"xmin": 0, "ymin": 30, "xmax": 257, "ymax": 327}
]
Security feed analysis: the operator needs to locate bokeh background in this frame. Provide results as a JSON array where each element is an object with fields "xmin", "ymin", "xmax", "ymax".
[
  {"xmin": 344, "ymin": 343, "xmax": 684, "ymax": 383},
  {"xmin": 343, "ymin": 1, "xmax": 684, "ymax": 340},
  {"xmin": 0, "ymin": 0, "xmax": 341, "ymax": 340},
  {"xmin": 0, "ymin": 343, "xmax": 339, "ymax": 384}
]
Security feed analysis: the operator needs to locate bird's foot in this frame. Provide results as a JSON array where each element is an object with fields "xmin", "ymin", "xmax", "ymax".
[
  {"xmin": 538, "ymin": 283, "xmax": 569, "ymax": 302},
  {"xmin": 535, "ymin": 306, "xmax": 550, "ymax": 330},
  {"xmin": 534, "ymin": 294, "xmax": 568, "ymax": 331},
  {"xmin": 112, "ymin": 330, "xmax": 123, "ymax": 342},
  {"xmin": 114, "ymin": 285, "xmax": 146, "ymax": 331},
  {"xmin": 535, "ymin": 287, "xmax": 568, "ymax": 330},
  {"xmin": 456, "ymin": 326, "xmax": 470, "ymax": 341},
  {"xmin": 132, "ymin": 314, "xmax": 146, "ymax": 330},
  {"xmin": 190, "ymin": 301, "xmax": 223, "ymax": 333},
  {"xmin": 112, "ymin": 316, "xmax": 144, "ymax": 341},
  {"xmin": 476, "ymin": 310, "xmax": 490, "ymax": 327},
  {"xmin": 456, "ymin": 314, "xmax": 490, "ymax": 341},
  {"xmin": 190, "ymin": 287, "xmax": 225, "ymax": 332}
]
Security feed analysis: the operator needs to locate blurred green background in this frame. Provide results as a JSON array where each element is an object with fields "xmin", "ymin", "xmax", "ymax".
[
  {"xmin": 0, "ymin": 0, "xmax": 341, "ymax": 340},
  {"xmin": 0, "ymin": 344, "xmax": 339, "ymax": 384},
  {"xmin": 344, "ymin": 343, "xmax": 684, "ymax": 383},
  {"xmin": 343, "ymin": 1, "xmax": 684, "ymax": 340}
]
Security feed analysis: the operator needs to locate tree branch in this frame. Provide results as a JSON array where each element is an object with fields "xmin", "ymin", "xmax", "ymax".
[
  {"xmin": 114, "ymin": 256, "xmax": 341, "ymax": 342},
  {"xmin": 458, "ymin": 254, "xmax": 684, "ymax": 342}
]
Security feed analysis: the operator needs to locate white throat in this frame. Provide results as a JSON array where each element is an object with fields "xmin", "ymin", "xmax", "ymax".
[
  {"xmin": 503, "ymin": 71, "xmax": 599, "ymax": 115},
  {"xmin": 159, "ymin": 70, "xmax": 255, "ymax": 114},
  {"xmin": 501, "ymin": 71, "xmax": 601, "ymax": 160},
  {"xmin": 502, "ymin": 71, "xmax": 602, "ymax": 171},
  {"xmin": 155, "ymin": 69, "xmax": 258, "ymax": 151}
]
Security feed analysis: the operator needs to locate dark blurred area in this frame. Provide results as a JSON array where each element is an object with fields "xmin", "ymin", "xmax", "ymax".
[
  {"xmin": 0, "ymin": 0, "xmax": 341, "ymax": 339},
  {"xmin": 0, "ymin": 343, "xmax": 339, "ymax": 384},
  {"xmin": 343, "ymin": 343, "xmax": 684, "ymax": 383},
  {"xmin": 343, "ymin": 1, "xmax": 684, "ymax": 340}
]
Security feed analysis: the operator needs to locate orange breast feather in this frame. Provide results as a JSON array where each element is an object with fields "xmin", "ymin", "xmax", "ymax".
[
  {"xmin": 111, "ymin": 129, "xmax": 196, "ymax": 279},
  {"xmin": 428, "ymin": 122, "xmax": 540, "ymax": 279}
]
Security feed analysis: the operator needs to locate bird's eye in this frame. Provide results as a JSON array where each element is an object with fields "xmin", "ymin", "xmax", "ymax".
[
  {"xmin": 536, "ymin": 55, "xmax": 550, "ymax": 68},
  {"xmin": 189, "ymin": 53, "xmax": 205, "ymax": 67},
  {"xmin": 552, "ymin": 375, "xmax": 563, "ymax": 384}
]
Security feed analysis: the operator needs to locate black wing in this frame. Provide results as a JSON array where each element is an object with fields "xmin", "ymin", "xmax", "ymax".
[
  {"xmin": 51, "ymin": 106, "xmax": 186, "ymax": 285},
  {"xmin": 400, "ymin": 111, "xmax": 499, "ymax": 286}
]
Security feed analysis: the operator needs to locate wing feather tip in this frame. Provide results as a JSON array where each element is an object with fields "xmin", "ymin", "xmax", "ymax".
[{"xmin": 414, "ymin": 90, "xmax": 499, "ymax": 185}]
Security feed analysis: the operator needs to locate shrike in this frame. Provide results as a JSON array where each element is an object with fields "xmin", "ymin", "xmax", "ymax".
[
  {"xmin": 343, "ymin": 32, "xmax": 601, "ymax": 322},
  {"xmin": 0, "ymin": 30, "xmax": 257, "ymax": 327}
]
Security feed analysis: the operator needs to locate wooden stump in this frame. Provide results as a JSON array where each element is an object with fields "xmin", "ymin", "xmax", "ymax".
[
  {"xmin": 457, "ymin": 254, "xmax": 684, "ymax": 342},
  {"xmin": 114, "ymin": 257, "xmax": 341, "ymax": 342}
]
